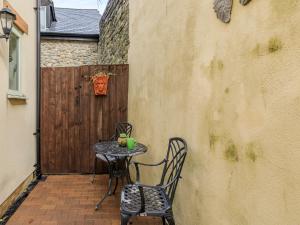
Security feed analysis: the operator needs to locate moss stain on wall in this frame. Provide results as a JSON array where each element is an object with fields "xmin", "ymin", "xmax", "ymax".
[
  {"xmin": 245, "ymin": 142, "xmax": 262, "ymax": 162},
  {"xmin": 252, "ymin": 37, "xmax": 283, "ymax": 57},
  {"xmin": 208, "ymin": 57, "xmax": 224, "ymax": 78},
  {"xmin": 268, "ymin": 37, "xmax": 283, "ymax": 53},
  {"xmin": 225, "ymin": 141, "xmax": 239, "ymax": 162},
  {"xmin": 246, "ymin": 145, "xmax": 257, "ymax": 162}
]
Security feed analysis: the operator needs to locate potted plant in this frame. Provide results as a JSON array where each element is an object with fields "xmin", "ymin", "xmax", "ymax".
[{"xmin": 118, "ymin": 133, "xmax": 127, "ymax": 147}]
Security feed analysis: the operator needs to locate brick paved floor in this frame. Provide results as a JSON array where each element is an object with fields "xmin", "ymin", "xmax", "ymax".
[{"xmin": 6, "ymin": 175, "xmax": 162, "ymax": 225}]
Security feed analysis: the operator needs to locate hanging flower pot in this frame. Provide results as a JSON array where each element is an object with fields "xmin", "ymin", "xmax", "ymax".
[{"xmin": 91, "ymin": 72, "xmax": 109, "ymax": 96}]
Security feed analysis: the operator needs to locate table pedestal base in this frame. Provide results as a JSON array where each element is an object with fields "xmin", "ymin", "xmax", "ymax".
[{"xmin": 95, "ymin": 158, "xmax": 130, "ymax": 210}]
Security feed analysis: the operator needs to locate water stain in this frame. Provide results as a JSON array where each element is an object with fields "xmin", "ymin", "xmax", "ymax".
[
  {"xmin": 209, "ymin": 134, "xmax": 219, "ymax": 150},
  {"xmin": 225, "ymin": 141, "xmax": 239, "ymax": 162},
  {"xmin": 225, "ymin": 88, "xmax": 230, "ymax": 94},
  {"xmin": 268, "ymin": 37, "xmax": 283, "ymax": 53},
  {"xmin": 217, "ymin": 60, "xmax": 224, "ymax": 70}
]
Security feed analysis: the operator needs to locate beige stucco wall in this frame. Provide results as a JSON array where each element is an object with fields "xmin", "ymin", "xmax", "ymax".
[
  {"xmin": 41, "ymin": 39, "xmax": 98, "ymax": 67},
  {"xmin": 0, "ymin": 0, "xmax": 36, "ymax": 206},
  {"xmin": 128, "ymin": 0, "xmax": 300, "ymax": 224}
]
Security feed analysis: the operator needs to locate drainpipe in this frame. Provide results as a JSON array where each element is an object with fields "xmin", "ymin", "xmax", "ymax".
[{"xmin": 34, "ymin": 0, "xmax": 42, "ymax": 180}]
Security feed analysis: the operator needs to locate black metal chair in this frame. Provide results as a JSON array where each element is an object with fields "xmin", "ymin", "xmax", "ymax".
[
  {"xmin": 92, "ymin": 122, "xmax": 133, "ymax": 209},
  {"xmin": 120, "ymin": 137, "xmax": 188, "ymax": 225}
]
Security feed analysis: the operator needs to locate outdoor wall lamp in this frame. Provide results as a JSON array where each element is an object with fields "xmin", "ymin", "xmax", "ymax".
[{"xmin": 0, "ymin": 7, "xmax": 16, "ymax": 40}]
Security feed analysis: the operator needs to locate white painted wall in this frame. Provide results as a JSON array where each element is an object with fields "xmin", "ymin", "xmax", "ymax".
[{"xmin": 0, "ymin": 0, "xmax": 37, "ymax": 205}]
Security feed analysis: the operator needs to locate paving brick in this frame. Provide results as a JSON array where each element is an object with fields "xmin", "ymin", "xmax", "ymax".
[{"xmin": 6, "ymin": 175, "xmax": 162, "ymax": 225}]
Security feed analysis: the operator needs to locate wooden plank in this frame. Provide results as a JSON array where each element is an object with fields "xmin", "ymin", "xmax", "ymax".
[
  {"xmin": 121, "ymin": 65, "xmax": 129, "ymax": 122},
  {"xmin": 94, "ymin": 65, "xmax": 107, "ymax": 174},
  {"xmin": 3, "ymin": 1, "xmax": 29, "ymax": 34},
  {"xmin": 79, "ymin": 65, "xmax": 91, "ymax": 173},
  {"xmin": 54, "ymin": 68, "xmax": 63, "ymax": 173},
  {"xmin": 109, "ymin": 66, "xmax": 117, "ymax": 137},
  {"xmin": 74, "ymin": 67, "xmax": 81, "ymax": 173},
  {"xmin": 89, "ymin": 65, "xmax": 98, "ymax": 173},
  {"xmin": 68, "ymin": 67, "xmax": 76, "ymax": 173},
  {"xmin": 48, "ymin": 67, "xmax": 56, "ymax": 173},
  {"xmin": 96, "ymin": 65, "xmax": 108, "ymax": 174},
  {"xmin": 61, "ymin": 67, "xmax": 69, "ymax": 173},
  {"xmin": 41, "ymin": 68, "xmax": 49, "ymax": 173},
  {"xmin": 101, "ymin": 65, "xmax": 110, "ymax": 141}
]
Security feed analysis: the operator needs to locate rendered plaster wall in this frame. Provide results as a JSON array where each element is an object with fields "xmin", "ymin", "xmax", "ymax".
[
  {"xmin": 128, "ymin": 0, "xmax": 300, "ymax": 224},
  {"xmin": 41, "ymin": 39, "xmax": 99, "ymax": 67},
  {"xmin": 98, "ymin": 0, "xmax": 129, "ymax": 64},
  {"xmin": 0, "ymin": 0, "xmax": 37, "ymax": 208}
]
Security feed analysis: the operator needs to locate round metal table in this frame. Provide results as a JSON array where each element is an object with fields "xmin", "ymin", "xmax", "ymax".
[
  {"xmin": 93, "ymin": 141, "xmax": 147, "ymax": 210},
  {"xmin": 94, "ymin": 141, "xmax": 147, "ymax": 158}
]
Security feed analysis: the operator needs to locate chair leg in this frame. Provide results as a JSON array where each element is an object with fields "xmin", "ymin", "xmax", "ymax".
[
  {"xmin": 162, "ymin": 217, "xmax": 166, "ymax": 225},
  {"xmin": 91, "ymin": 157, "xmax": 97, "ymax": 183},
  {"xmin": 121, "ymin": 176, "xmax": 124, "ymax": 187},
  {"xmin": 113, "ymin": 178, "xmax": 119, "ymax": 194},
  {"xmin": 120, "ymin": 213, "xmax": 130, "ymax": 225},
  {"xmin": 108, "ymin": 175, "xmax": 113, "ymax": 196},
  {"xmin": 165, "ymin": 216, "xmax": 175, "ymax": 225},
  {"xmin": 95, "ymin": 175, "xmax": 113, "ymax": 210}
]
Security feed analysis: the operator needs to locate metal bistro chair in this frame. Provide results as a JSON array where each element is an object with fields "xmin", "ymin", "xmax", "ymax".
[
  {"xmin": 92, "ymin": 122, "xmax": 133, "ymax": 184},
  {"xmin": 120, "ymin": 137, "xmax": 188, "ymax": 225}
]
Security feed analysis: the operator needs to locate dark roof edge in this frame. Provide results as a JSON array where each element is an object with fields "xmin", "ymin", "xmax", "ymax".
[
  {"xmin": 41, "ymin": 36, "xmax": 99, "ymax": 42},
  {"xmin": 54, "ymin": 7, "xmax": 100, "ymax": 11},
  {"xmin": 41, "ymin": 32, "xmax": 99, "ymax": 39}
]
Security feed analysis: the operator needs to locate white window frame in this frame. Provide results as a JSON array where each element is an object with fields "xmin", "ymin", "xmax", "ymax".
[{"xmin": 7, "ymin": 27, "xmax": 25, "ymax": 99}]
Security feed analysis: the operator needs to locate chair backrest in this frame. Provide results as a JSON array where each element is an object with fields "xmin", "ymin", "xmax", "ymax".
[
  {"xmin": 160, "ymin": 137, "xmax": 188, "ymax": 204},
  {"xmin": 114, "ymin": 122, "xmax": 133, "ymax": 139}
]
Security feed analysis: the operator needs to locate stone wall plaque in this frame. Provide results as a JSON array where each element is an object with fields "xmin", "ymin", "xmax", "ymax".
[{"xmin": 213, "ymin": 0, "xmax": 233, "ymax": 23}]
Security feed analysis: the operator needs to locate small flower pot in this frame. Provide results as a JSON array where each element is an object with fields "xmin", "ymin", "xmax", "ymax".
[{"xmin": 118, "ymin": 133, "xmax": 127, "ymax": 147}]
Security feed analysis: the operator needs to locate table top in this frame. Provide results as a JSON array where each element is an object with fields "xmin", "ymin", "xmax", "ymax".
[{"xmin": 94, "ymin": 141, "xmax": 148, "ymax": 158}]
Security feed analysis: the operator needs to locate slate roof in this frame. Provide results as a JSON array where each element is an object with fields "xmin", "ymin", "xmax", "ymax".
[{"xmin": 42, "ymin": 8, "xmax": 101, "ymax": 39}]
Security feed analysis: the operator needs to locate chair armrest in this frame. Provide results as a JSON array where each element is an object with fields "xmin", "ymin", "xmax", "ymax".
[
  {"xmin": 132, "ymin": 159, "xmax": 167, "ymax": 167},
  {"xmin": 132, "ymin": 159, "xmax": 167, "ymax": 183},
  {"xmin": 132, "ymin": 175, "xmax": 181, "ymax": 190}
]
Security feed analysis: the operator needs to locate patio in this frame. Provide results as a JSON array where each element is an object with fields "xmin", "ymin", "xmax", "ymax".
[
  {"xmin": 1, "ymin": 0, "xmax": 298, "ymax": 224},
  {"xmin": 6, "ymin": 175, "xmax": 161, "ymax": 225}
]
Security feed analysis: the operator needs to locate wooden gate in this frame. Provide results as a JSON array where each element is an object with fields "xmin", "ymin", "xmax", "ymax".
[{"xmin": 40, "ymin": 65, "xmax": 129, "ymax": 174}]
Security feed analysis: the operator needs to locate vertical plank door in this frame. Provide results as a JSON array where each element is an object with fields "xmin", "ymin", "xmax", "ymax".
[{"xmin": 40, "ymin": 65, "xmax": 129, "ymax": 174}]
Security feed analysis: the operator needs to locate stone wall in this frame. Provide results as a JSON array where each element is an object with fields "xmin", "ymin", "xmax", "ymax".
[
  {"xmin": 41, "ymin": 39, "xmax": 99, "ymax": 67},
  {"xmin": 98, "ymin": 0, "xmax": 129, "ymax": 64}
]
